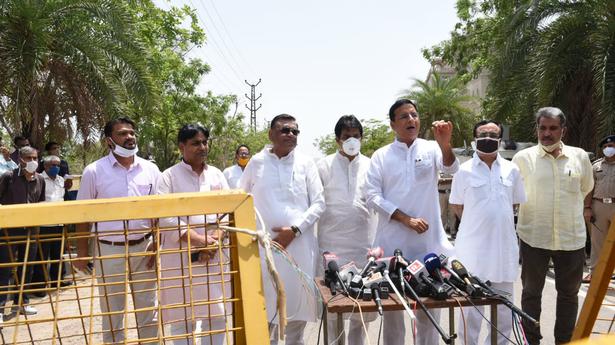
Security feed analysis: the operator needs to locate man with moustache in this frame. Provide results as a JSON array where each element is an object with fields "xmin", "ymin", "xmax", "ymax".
[
  {"xmin": 364, "ymin": 99, "xmax": 458, "ymax": 345},
  {"xmin": 513, "ymin": 107, "xmax": 594, "ymax": 345},
  {"xmin": 240, "ymin": 114, "xmax": 325, "ymax": 344},
  {"xmin": 74, "ymin": 117, "xmax": 161, "ymax": 344}
]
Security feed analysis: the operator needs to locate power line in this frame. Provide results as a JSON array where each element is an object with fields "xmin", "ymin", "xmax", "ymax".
[
  {"xmin": 206, "ymin": 0, "xmax": 258, "ymax": 77},
  {"xmin": 188, "ymin": 0, "xmax": 246, "ymax": 90}
]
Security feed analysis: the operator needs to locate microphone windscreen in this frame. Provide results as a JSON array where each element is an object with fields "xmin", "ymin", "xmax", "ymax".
[
  {"xmin": 327, "ymin": 260, "xmax": 340, "ymax": 273},
  {"xmin": 451, "ymin": 259, "xmax": 469, "ymax": 278},
  {"xmin": 423, "ymin": 253, "xmax": 442, "ymax": 273}
]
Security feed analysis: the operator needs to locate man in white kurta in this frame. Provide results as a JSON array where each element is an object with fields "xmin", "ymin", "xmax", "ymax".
[
  {"xmin": 317, "ymin": 115, "xmax": 375, "ymax": 345},
  {"xmin": 364, "ymin": 99, "xmax": 458, "ymax": 345},
  {"xmin": 239, "ymin": 114, "xmax": 325, "ymax": 345},
  {"xmin": 449, "ymin": 120, "xmax": 527, "ymax": 345},
  {"xmin": 223, "ymin": 145, "xmax": 250, "ymax": 188},
  {"xmin": 157, "ymin": 124, "xmax": 230, "ymax": 345}
]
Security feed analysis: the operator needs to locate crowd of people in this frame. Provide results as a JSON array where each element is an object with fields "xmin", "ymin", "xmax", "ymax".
[{"xmin": 0, "ymin": 99, "xmax": 612, "ymax": 345}]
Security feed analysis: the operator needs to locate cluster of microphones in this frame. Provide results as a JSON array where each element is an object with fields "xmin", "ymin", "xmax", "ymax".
[{"xmin": 323, "ymin": 248, "xmax": 538, "ymax": 344}]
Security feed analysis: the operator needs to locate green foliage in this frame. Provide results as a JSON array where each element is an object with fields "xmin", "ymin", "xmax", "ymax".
[
  {"xmin": 424, "ymin": 0, "xmax": 615, "ymax": 150},
  {"xmin": 315, "ymin": 118, "xmax": 394, "ymax": 157},
  {"xmin": 400, "ymin": 73, "xmax": 477, "ymax": 147},
  {"xmin": 0, "ymin": 0, "xmax": 155, "ymax": 149}
]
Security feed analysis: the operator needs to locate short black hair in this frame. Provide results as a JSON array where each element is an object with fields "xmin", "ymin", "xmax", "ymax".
[
  {"xmin": 473, "ymin": 119, "xmax": 504, "ymax": 138},
  {"xmin": 270, "ymin": 114, "xmax": 296, "ymax": 129},
  {"xmin": 104, "ymin": 117, "xmax": 136, "ymax": 137},
  {"xmin": 388, "ymin": 99, "xmax": 418, "ymax": 121},
  {"xmin": 334, "ymin": 115, "xmax": 363, "ymax": 139},
  {"xmin": 13, "ymin": 135, "xmax": 28, "ymax": 145},
  {"xmin": 235, "ymin": 144, "xmax": 250, "ymax": 155},
  {"xmin": 45, "ymin": 141, "xmax": 60, "ymax": 151},
  {"xmin": 177, "ymin": 124, "xmax": 210, "ymax": 143}
]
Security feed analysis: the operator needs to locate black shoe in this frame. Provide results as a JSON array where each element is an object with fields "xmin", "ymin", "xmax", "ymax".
[{"xmin": 30, "ymin": 291, "xmax": 47, "ymax": 298}]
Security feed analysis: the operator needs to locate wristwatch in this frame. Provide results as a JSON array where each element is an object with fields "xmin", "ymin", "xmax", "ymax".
[{"xmin": 290, "ymin": 225, "xmax": 302, "ymax": 237}]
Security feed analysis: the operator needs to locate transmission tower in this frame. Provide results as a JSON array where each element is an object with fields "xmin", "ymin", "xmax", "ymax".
[{"xmin": 244, "ymin": 79, "xmax": 262, "ymax": 132}]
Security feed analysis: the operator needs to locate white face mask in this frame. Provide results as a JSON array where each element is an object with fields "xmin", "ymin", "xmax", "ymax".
[
  {"xmin": 342, "ymin": 137, "xmax": 361, "ymax": 157},
  {"xmin": 110, "ymin": 139, "xmax": 138, "ymax": 158},
  {"xmin": 23, "ymin": 160, "xmax": 38, "ymax": 174},
  {"xmin": 539, "ymin": 141, "xmax": 561, "ymax": 153},
  {"xmin": 603, "ymin": 147, "xmax": 615, "ymax": 158}
]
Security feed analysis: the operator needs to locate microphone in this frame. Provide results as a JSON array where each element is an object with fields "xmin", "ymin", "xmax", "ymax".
[
  {"xmin": 451, "ymin": 259, "xmax": 539, "ymax": 327},
  {"xmin": 423, "ymin": 253, "xmax": 446, "ymax": 283},
  {"xmin": 370, "ymin": 284, "xmax": 384, "ymax": 316},
  {"xmin": 323, "ymin": 252, "xmax": 348, "ymax": 295},
  {"xmin": 351, "ymin": 247, "xmax": 382, "ymax": 287}
]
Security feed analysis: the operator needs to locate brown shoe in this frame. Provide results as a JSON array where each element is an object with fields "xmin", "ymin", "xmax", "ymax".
[{"xmin": 582, "ymin": 274, "xmax": 592, "ymax": 283}]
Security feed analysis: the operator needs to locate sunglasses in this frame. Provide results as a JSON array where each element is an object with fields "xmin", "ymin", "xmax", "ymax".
[{"xmin": 279, "ymin": 127, "xmax": 300, "ymax": 136}]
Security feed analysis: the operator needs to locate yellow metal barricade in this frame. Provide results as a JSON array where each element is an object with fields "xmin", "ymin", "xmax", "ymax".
[
  {"xmin": 0, "ymin": 191, "xmax": 269, "ymax": 344},
  {"xmin": 573, "ymin": 214, "xmax": 615, "ymax": 341}
]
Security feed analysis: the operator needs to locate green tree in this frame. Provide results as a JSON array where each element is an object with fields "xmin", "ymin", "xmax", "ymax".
[
  {"xmin": 0, "ymin": 0, "xmax": 154, "ymax": 148},
  {"xmin": 424, "ymin": 0, "xmax": 615, "ymax": 150},
  {"xmin": 315, "ymin": 118, "xmax": 394, "ymax": 157},
  {"xmin": 400, "ymin": 72, "xmax": 476, "ymax": 147}
]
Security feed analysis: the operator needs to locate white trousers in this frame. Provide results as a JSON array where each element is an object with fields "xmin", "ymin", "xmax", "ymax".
[
  {"xmin": 383, "ymin": 309, "xmax": 440, "ymax": 345},
  {"xmin": 168, "ymin": 318, "xmax": 227, "ymax": 345},
  {"xmin": 95, "ymin": 240, "xmax": 158, "ymax": 344},
  {"xmin": 326, "ymin": 312, "xmax": 373, "ymax": 345},
  {"xmin": 457, "ymin": 282, "xmax": 514, "ymax": 345},
  {"xmin": 269, "ymin": 320, "xmax": 307, "ymax": 345}
]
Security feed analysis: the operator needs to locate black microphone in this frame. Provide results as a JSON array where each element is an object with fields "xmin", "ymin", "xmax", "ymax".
[
  {"xmin": 370, "ymin": 284, "xmax": 384, "ymax": 315},
  {"xmin": 450, "ymin": 259, "xmax": 482, "ymax": 291},
  {"xmin": 323, "ymin": 252, "xmax": 347, "ymax": 295}
]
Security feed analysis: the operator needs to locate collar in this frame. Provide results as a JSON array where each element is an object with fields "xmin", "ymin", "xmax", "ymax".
[
  {"xmin": 334, "ymin": 151, "xmax": 360, "ymax": 165},
  {"xmin": 265, "ymin": 144, "xmax": 295, "ymax": 161},
  {"xmin": 179, "ymin": 159, "xmax": 207, "ymax": 175},
  {"xmin": 537, "ymin": 142, "xmax": 569, "ymax": 158},
  {"xmin": 392, "ymin": 138, "xmax": 418, "ymax": 150},
  {"xmin": 107, "ymin": 151, "xmax": 140, "ymax": 169},
  {"xmin": 471, "ymin": 152, "xmax": 503, "ymax": 167}
]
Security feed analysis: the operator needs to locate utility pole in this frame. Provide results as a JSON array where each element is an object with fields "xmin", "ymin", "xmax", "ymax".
[{"xmin": 244, "ymin": 79, "xmax": 262, "ymax": 132}]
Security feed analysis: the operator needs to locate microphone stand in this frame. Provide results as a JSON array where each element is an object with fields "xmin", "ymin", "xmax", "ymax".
[{"xmin": 402, "ymin": 275, "xmax": 455, "ymax": 344}]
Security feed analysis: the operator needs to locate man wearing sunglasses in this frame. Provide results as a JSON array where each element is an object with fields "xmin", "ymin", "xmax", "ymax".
[
  {"xmin": 240, "ymin": 114, "xmax": 325, "ymax": 345},
  {"xmin": 449, "ymin": 120, "xmax": 527, "ymax": 344}
]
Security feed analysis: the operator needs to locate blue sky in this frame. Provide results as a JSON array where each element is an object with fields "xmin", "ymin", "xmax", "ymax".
[{"xmin": 157, "ymin": 1, "xmax": 459, "ymax": 156}]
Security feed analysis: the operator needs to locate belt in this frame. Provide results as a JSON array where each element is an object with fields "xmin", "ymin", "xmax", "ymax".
[
  {"xmin": 98, "ymin": 233, "xmax": 152, "ymax": 246},
  {"xmin": 438, "ymin": 189, "xmax": 449, "ymax": 194},
  {"xmin": 593, "ymin": 197, "xmax": 614, "ymax": 204}
]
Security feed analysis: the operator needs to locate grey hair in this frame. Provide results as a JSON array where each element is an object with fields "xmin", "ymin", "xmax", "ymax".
[
  {"xmin": 43, "ymin": 155, "xmax": 60, "ymax": 164},
  {"xmin": 18, "ymin": 146, "xmax": 37, "ymax": 158},
  {"xmin": 535, "ymin": 107, "xmax": 566, "ymax": 127}
]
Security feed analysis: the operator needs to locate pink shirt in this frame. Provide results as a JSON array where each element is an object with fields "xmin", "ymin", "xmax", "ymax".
[
  {"xmin": 76, "ymin": 152, "xmax": 161, "ymax": 241},
  {"xmin": 157, "ymin": 160, "xmax": 230, "ymax": 322}
]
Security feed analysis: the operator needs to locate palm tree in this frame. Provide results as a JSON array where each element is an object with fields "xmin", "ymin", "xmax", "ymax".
[
  {"xmin": 400, "ymin": 72, "xmax": 476, "ymax": 147},
  {"xmin": 0, "ymin": 0, "xmax": 154, "ymax": 148},
  {"xmin": 485, "ymin": 0, "xmax": 615, "ymax": 150}
]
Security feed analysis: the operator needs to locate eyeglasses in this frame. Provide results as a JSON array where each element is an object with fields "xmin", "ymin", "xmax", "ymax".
[
  {"xmin": 279, "ymin": 127, "xmax": 300, "ymax": 136},
  {"xmin": 476, "ymin": 132, "xmax": 500, "ymax": 139}
]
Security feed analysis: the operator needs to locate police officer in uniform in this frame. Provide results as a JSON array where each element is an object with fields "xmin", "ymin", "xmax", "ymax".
[{"xmin": 583, "ymin": 134, "xmax": 615, "ymax": 283}]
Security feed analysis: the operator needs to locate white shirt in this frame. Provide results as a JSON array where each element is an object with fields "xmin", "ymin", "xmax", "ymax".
[
  {"xmin": 449, "ymin": 154, "xmax": 526, "ymax": 282},
  {"xmin": 157, "ymin": 160, "xmax": 229, "ymax": 322},
  {"xmin": 317, "ymin": 152, "xmax": 375, "ymax": 266},
  {"xmin": 364, "ymin": 138, "xmax": 458, "ymax": 261},
  {"xmin": 41, "ymin": 171, "xmax": 65, "ymax": 202},
  {"xmin": 223, "ymin": 164, "xmax": 243, "ymax": 189},
  {"xmin": 77, "ymin": 152, "xmax": 162, "ymax": 241},
  {"xmin": 239, "ymin": 146, "xmax": 325, "ymax": 323}
]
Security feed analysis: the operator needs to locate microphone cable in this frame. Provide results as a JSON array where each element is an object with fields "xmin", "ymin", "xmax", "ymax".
[
  {"xmin": 461, "ymin": 295, "xmax": 521, "ymax": 345},
  {"xmin": 377, "ymin": 312, "xmax": 383, "ymax": 345},
  {"xmin": 451, "ymin": 296, "xmax": 468, "ymax": 345}
]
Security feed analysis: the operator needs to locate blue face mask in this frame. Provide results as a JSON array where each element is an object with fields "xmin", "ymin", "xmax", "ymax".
[{"xmin": 48, "ymin": 166, "xmax": 60, "ymax": 177}]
